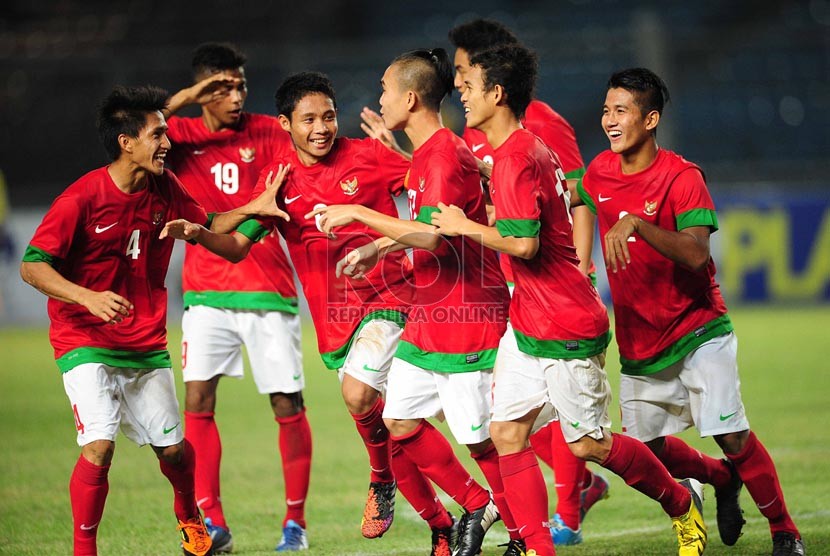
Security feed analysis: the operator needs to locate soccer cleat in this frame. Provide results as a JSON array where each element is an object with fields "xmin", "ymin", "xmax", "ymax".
[
  {"xmin": 714, "ymin": 459, "xmax": 745, "ymax": 546},
  {"xmin": 580, "ymin": 471, "xmax": 611, "ymax": 521},
  {"xmin": 550, "ymin": 512, "xmax": 583, "ymax": 546},
  {"xmin": 204, "ymin": 518, "xmax": 233, "ymax": 553},
  {"xmin": 361, "ymin": 480, "xmax": 396, "ymax": 538},
  {"xmin": 453, "ymin": 497, "xmax": 500, "ymax": 556},
  {"xmin": 178, "ymin": 514, "xmax": 214, "ymax": 556},
  {"xmin": 430, "ymin": 515, "xmax": 456, "ymax": 556},
  {"xmin": 772, "ymin": 532, "xmax": 806, "ymax": 556},
  {"xmin": 672, "ymin": 479, "xmax": 707, "ymax": 556},
  {"xmin": 275, "ymin": 519, "xmax": 308, "ymax": 552},
  {"xmin": 498, "ymin": 538, "xmax": 526, "ymax": 556}
]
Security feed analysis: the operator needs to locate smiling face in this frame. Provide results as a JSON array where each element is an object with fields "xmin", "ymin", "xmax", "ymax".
[
  {"xmin": 459, "ymin": 64, "xmax": 497, "ymax": 131},
  {"xmin": 379, "ymin": 63, "xmax": 409, "ymax": 131},
  {"xmin": 279, "ymin": 92, "xmax": 338, "ymax": 166},
  {"xmin": 602, "ymin": 87, "xmax": 658, "ymax": 156},
  {"xmin": 201, "ymin": 67, "xmax": 248, "ymax": 129},
  {"xmin": 124, "ymin": 111, "xmax": 170, "ymax": 175}
]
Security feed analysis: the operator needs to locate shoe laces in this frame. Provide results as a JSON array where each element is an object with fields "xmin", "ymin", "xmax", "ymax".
[
  {"xmin": 497, "ymin": 538, "xmax": 526, "ymax": 556},
  {"xmin": 282, "ymin": 522, "xmax": 305, "ymax": 547},
  {"xmin": 367, "ymin": 481, "xmax": 395, "ymax": 519},
  {"xmin": 178, "ymin": 517, "xmax": 212, "ymax": 552}
]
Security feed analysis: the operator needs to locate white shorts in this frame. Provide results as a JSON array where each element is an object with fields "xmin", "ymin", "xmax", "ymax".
[
  {"xmin": 63, "ymin": 363, "xmax": 183, "ymax": 448},
  {"xmin": 338, "ymin": 319, "xmax": 403, "ymax": 393},
  {"xmin": 383, "ymin": 357, "xmax": 493, "ymax": 445},
  {"xmin": 181, "ymin": 305, "xmax": 303, "ymax": 394},
  {"xmin": 492, "ymin": 325, "xmax": 611, "ymax": 443},
  {"xmin": 619, "ymin": 332, "xmax": 749, "ymax": 442}
]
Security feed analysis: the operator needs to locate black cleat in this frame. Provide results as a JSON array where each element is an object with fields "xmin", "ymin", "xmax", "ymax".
[
  {"xmin": 715, "ymin": 459, "xmax": 746, "ymax": 546},
  {"xmin": 430, "ymin": 514, "xmax": 457, "ymax": 556},
  {"xmin": 498, "ymin": 538, "xmax": 526, "ymax": 556},
  {"xmin": 452, "ymin": 497, "xmax": 500, "ymax": 556},
  {"xmin": 772, "ymin": 532, "xmax": 805, "ymax": 556}
]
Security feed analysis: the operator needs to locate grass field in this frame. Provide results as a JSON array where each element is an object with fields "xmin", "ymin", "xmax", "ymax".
[{"xmin": 1, "ymin": 306, "xmax": 829, "ymax": 555}]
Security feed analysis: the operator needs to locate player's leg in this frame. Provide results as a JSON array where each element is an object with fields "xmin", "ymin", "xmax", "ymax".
[
  {"xmin": 242, "ymin": 309, "xmax": 312, "ymax": 551},
  {"xmin": 687, "ymin": 333, "xmax": 801, "ymax": 552},
  {"xmin": 63, "ymin": 363, "xmax": 121, "ymax": 556},
  {"xmin": 182, "ymin": 306, "xmax": 245, "ymax": 533}
]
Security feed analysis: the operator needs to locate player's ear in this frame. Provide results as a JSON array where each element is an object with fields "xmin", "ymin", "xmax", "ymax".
[
  {"xmin": 406, "ymin": 90, "xmax": 417, "ymax": 111},
  {"xmin": 645, "ymin": 109, "xmax": 660, "ymax": 132},
  {"xmin": 118, "ymin": 133, "xmax": 133, "ymax": 154},
  {"xmin": 278, "ymin": 114, "xmax": 291, "ymax": 133},
  {"xmin": 493, "ymin": 84, "xmax": 506, "ymax": 107}
]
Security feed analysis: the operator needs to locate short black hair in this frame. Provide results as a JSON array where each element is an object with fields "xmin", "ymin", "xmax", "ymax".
[
  {"xmin": 471, "ymin": 44, "xmax": 537, "ymax": 119},
  {"xmin": 607, "ymin": 67, "xmax": 670, "ymax": 116},
  {"xmin": 390, "ymin": 48, "xmax": 454, "ymax": 112},
  {"xmin": 191, "ymin": 42, "xmax": 247, "ymax": 80},
  {"xmin": 96, "ymin": 85, "xmax": 169, "ymax": 160},
  {"xmin": 448, "ymin": 19, "xmax": 520, "ymax": 57},
  {"xmin": 275, "ymin": 72, "xmax": 337, "ymax": 119}
]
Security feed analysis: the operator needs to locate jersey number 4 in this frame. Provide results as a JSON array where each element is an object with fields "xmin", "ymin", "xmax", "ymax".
[
  {"xmin": 211, "ymin": 162, "xmax": 239, "ymax": 194},
  {"xmin": 126, "ymin": 229, "xmax": 141, "ymax": 259}
]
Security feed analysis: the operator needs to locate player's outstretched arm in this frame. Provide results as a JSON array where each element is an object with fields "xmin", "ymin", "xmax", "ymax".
[
  {"xmin": 432, "ymin": 202, "xmax": 539, "ymax": 259},
  {"xmin": 164, "ymin": 73, "xmax": 243, "ymax": 117},
  {"xmin": 360, "ymin": 107, "xmax": 411, "ymax": 160},
  {"xmin": 604, "ymin": 215, "xmax": 710, "ymax": 273},
  {"xmin": 210, "ymin": 164, "xmax": 291, "ymax": 234},
  {"xmin": 160, "ymin": 220, "xmax": 254, "ymax": 264},
  {"xmin": 336, "ymin": 236, "xmax": 407, "ymax": 280},
  {"xmin": 20, "ymin": 261, "xmax": 133, "ymax": 323},
  {"xmin": 306, "ymin": 204, "xmax": 441, "ymax": 251}
]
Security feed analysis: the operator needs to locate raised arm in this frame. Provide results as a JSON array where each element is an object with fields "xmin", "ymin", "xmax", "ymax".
[
  {"xmin": 209, "ymin": 164, "xmax": 291, "ymax": 233},
  {"xmin": 163, "ymin": 73, "xmax": 243, "ymax": 117},
  {"xmin": 431, "ymin": 202, "xmax": 539, "ymax": 260}
]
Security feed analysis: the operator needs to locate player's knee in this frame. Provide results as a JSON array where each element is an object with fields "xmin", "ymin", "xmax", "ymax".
[
  {"xmin": 342, "ymin": 380, "xmax": 379, "ymax": 414},
  {"xmin": 184, "ymin": 378, "xmax": 218, "ymax": 413},
  {"xmin": 384, "ymin": 417, "xmax": 417, "ymax": 438},
  {"xmin": 153, "ymin": 442, "xmax": 184, "ymax": 464},
  {"xmin": 644, "ymin": 436, "xmax": 665, "ymax": 455},
  {"xmin": 81, "ymin": 439, "xmax": 115, "ymax": 466},
  {"xmin": 715, "ymin": 429, "xmax": 749, "ymax": 455},
  {"xmin": 568, "ymin": 436, "xmax": 609, "ymax": 463},
  {"xmin": 270, "ymin": 391, "xmax": 304, "ymax": 417},
  {"xmin": 489, "ymin": 422, "xmax": 527, "ymax": 453}
]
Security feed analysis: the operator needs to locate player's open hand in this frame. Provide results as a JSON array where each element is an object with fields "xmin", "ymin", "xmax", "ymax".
[
  {"xmin": 160, "ymin": 219, "xmax": 202, "ymax": 241},
  {"xmin": 250, "ymin": 164, "xmax": 291, "ymax": 221},
  {"xmin": 80, "ymin": 289, "xmax": 133, "ymax": 324},
  {"xmin": 305, "ymin": 204, "xmax": 359, "ymax": 237},
  {"xmin": 360, "ymin": 107, "xmax": 406, "ymax": 156},
  {"xmin": 189, "ymin": 72, "xmax": 243, "ymax": 105},
  {"xmin": 336, "ymin": 241, "xmax": 380, "ymax": 280},
  {"xmin": 431, "ymin": 202, "xmax": 468, "ymax": 237},
  {"xmin": 604, "ymin": 213, "xmax": 640, "ymax": 272}
]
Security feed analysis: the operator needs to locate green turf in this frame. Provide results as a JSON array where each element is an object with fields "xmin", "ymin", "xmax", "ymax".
[{"xmin": 1, "ymin": 306, "xmax": 829, "ymax": 555}]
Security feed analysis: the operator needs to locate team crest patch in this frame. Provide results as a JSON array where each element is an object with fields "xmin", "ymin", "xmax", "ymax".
[
  {"xmin": 239, "ymin": 147, "xmax": 256, "ymax": 163},
  {"xmin": 644, "ymin": 200, "xmax": 658, "ymax": 216},
  {"xmin": 418, "ymin": 176, "xmax": 425, "ymax": 192},
  {"xmin": 340, "ymin": 176, "xmax": 359, "ymax": 195},
  {"xmin": 152, "ymin": 210, "xmax": 164, "ymax": 226}
]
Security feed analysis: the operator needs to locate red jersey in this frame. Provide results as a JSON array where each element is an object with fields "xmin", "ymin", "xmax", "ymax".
[
  {"xmin": 249, "ymin": 138, "xmax": 414, "ymax": 369},
  {"xmin": 579, "ymin": 149, "xmax": 730, "ymax": 375},
  {"xmin": 166, "ymin": 113, "xmax": 298, "ymax": 312},
  {"xmin": 23, "ymin": 167, "xmax": 208, "ymax": 371},
  {"xmin": 492, "ymin": 129, "xmax": 609, "ymax": 359},
  {"xmin": 463, "ymin": 99, "xmax": 590, "ymax": 283},
  {"xmin": 396, "ymin": 128, "xmax": 508, "ymax": 373}
]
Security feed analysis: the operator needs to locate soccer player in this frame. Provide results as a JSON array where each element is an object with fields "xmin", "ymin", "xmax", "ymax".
[
  {"xmin": 18, "ymin": 85, "xmax": 284, "ymax": 556},
  {"xmin": 576, "ymin": 67, "xmax": 804, "ymax": 556},
  {"xmin": 432, "ymin": 44, "xmax": 709, "ymax": 556},
  {"xmin": 449, "ymin": 18, "xmax": 606, "ymax": 547},
  {"xmin": 161, "ymin": 71, "xmax": 455, "ymax": 555},
  {"xmin": 308, "ymin": 48, "xmax": 509, "ymax": 556},
  {"xmin": 163, "ymin": 42, "xmax": 311, "ymax": 553}
]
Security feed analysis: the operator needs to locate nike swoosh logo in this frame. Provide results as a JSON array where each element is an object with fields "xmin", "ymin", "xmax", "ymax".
[
  {"xmin": 292, "ymin": 373, "xmax": 301, "ymax": 380},
  {"xmin": 163, "ymin": 422, "xmax": 180, "ymax": 434},
  {"xmin": 95, "ymin": 223, "xmax": 118, "ymax": 233},
  {"xmin": 285, "ymin": 194, "xmax": 302, "ymax": 205},
  {"xmin": 719, "ymin": 411, "xmax": 738, "ymax": 421},
  {"xmin": 193, "ymin": 150, "xmax": 205, "ymax": 155},
  {"xmin": 471, "ymin": 143, "xmax": 485, "ymax": 153},
  {"xmin": 570, "ymin": 421, "xmax": 580, "ymax": 428},
  {"xmin": 286, "ymin": 498, "xmax": 306, "ymax": 505},
  {"xmin": 362, "ymin": 364, "xmax": 381, "ymax": 372},
  {"xmin": 196, "ymin": 497, "xmax": 211, "ymax": 507},
  {"xmin": 79, "ymin": 523, "xmax": 98, "ymax": 531},
  {"xmin": 471, "ymin": 423, "xmax": 484, "ymax": 431},
  {"xmin": 598, "ymin": 194, "xmax": 612, "ymax": 202}
]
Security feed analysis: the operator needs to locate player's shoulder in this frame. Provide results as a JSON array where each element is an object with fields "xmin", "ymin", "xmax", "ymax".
[{"xmin": 242, "ymin": 112, "xmax": 281, "ymax": 130}]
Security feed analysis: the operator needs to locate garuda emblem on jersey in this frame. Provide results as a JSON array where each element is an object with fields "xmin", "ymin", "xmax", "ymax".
[
  {"xmin": 340, "ymin": 177, "xmax": 359, "ymax": 195},
  {"xmin": 239, "ymin": 147, "xmax": 256, "ymax": 163},
  {"xmin": 152, "ymin": 210, "xmax": 164, "ymax": 226},
  {"xmin": 644, "ymin": 200, "xmax": 658, "ymax": 216},
  {"xmin": 418, "ymin": 176, "xmax": 426, "ymax": 192}
]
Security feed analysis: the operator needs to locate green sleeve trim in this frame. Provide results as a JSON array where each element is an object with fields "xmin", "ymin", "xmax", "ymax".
[
  {"xmin": 677, "ymin": 208, "xmax": 719, "ymax": 232},
  {"xmin": 320, "ymin": 310, "xmax": 407, "ymax": 370},
  {"xmin": 514, "ymin": 329, "xmax": 611, "ymax": 359},
  {"xmin": 183, "ymin": 291, "xmax": 298, "ymax": 313},
  {"xmin": 415, "ymin": 206, "xmax": 439, "ymax": 225},
  {"xmin": 620, "ymin": 315, "xmax": 733, "ymax": 375},
  {"xmin": 22, "ymin": 245, "xmax": 55, "ymax": 265},
  {"xmin": 57, "ymin": 347, "xmax": 171, "ymax": 373},
  {"xmin": 236, "ymin": 219, "xmax": 270, "ymax": 242},
  {"xmin": 576, "ymin": 179, "xmax": 596, "ymax": 215},
  {"xmin": 394, "ymin": 340, "xmax": 498, "ymax": 372},
  {"xmin": 564, "ymin": 167, "xmax": 586, "ymax": 180},
  {"xmin": 205, "ymin": 213, "xmax": 216, "ymax": 230},
  {"xmin": 495, "ymin": 219, "xmax": 540, "ymax": 238}
]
